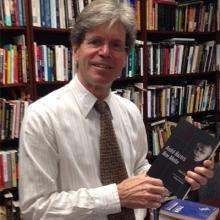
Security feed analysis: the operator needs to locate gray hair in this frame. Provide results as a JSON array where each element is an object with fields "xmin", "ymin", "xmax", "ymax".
[{"xmin": 70, "ymin": 0, "xmax": 136, "ymax": 51}]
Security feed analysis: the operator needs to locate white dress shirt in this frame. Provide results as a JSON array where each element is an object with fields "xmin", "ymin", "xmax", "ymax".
[{"xmin": 19, "ymin": 75, "xmax": 150, "ymax": 220}]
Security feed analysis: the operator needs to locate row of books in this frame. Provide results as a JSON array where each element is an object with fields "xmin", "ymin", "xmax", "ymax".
[
  {"xmin": 0, "ymin": 150, "xmax": 18, "ymax": 191},
  {"xmin": 147, "ymin": 81, "xmax": 215, "ymax": 118},
  {"xmin": 113, "ymin": 83, "xmax": 144, "ymax": 115},
  {"xmin": 149, "ymin": 119, "xmax": 176, "ymax": 155},
  {"xmin": 122, "ymin": 40, "xmax": 144, "ymax": 78},
  {"xmin": 31, "ymin": 0, "xmax": 140, "ymax": 30},
  {"xmin": 148, "ymin": 116, "xmax": 217, "ymax": 156},
  {"xmin": 0, "ymin": 44, "xmax": 28, "ymax": 85},
  {"xmin": 33, "ymin": 39, "xmax": 143, "ymax": 82},
  {"xmin": 147, "ymin": 38, "xmax": 216, "ymax": 76},
  {"xmin": 31, "ymin": 0, "xmax": 75, "ymax": 28},
  {"xmin": 33, "ymin": 43, "xmax": 74, "ymax": 82},
  {"xmin": 0, "ymin": 99, "xmax": 28, "ymax": 141},
  {"xmin": 146, "ymin": 0, "xmax": 216, "ymax": 32},
  {"xmin": 0, "ymin": 0, "xmax": 26, "ymax": 27}
]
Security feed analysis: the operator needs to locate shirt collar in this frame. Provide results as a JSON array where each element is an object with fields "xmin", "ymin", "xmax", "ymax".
[{"xmin": 71, "ymin": 75, "xmax": 111, "ymax": 118}]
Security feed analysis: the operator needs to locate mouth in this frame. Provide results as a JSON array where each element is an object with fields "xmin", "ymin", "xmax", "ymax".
[{"xmin": 92, "ymin": 63, "xmax": 112, "ymax": 69}]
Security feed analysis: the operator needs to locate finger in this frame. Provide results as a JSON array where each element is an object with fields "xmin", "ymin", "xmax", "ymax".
[
  {"xmin": 185, "ymin": 175, "xmax": 200, "ymax": 191},
  {"xmin": 145, "ymin": 176, "xmax": 164, "ymax": 186},
  {"xmin": 194, "ymin": 166, "xmax": 214, "ymax": 178},
  {"xmin": 145, "ymin": 201, "xmax": 162, "ymax": 209},
  {"xmin": 144, "ymin": 183, "xmax": 170, "ymax": 196},
  {"xmin": 186, "ymin": 170, "xmax": 208, "ymax": 186},
  {"xmin": 143, "ymin": 192, "xmax": 164, "ymax": 208},
  {"xmin": 203, "ymin": 160, "xmax": 214, "ymax": 169}
]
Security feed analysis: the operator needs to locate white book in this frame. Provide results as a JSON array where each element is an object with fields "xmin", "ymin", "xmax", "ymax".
[
  {"xmin": 191, "ymin": 45, "xmax": 199, "ymax": 73},
  {"xmin": 147, "ymin": 90, "xmax": 152, "ymax": 118},
  {"xmin": 42, "ymin": 45, "xmax": 48, "ymax": 81},
  {"xmin": 186, "ymin": 45, "xmax": 194, "ymax": 73},
  {"xmin": 147, "ymin": 42, "xmax": 153, "ymax": 75},
  {"xmin": 31, "ymin": 0, "xmax": 41, "ymax": 27},
  {"xmin": 78, "ymin": 0, "xmax": 84, "ymax": 13},
  {"xmin": 55, "ymin": 45, "xmax": 64, "ymax": 81},
  {"xmin": 59, "ymin": 0, "xmax": 66, "ymax": 28},
  {"xmin": 176, "ymin": 44, "xmax": 184, "ymax": 74},
  {"xmin": 169, "ymin": 46, "xmax": 174, "ymax": 75},
  {"xmin": 3, "ymin": 0, "xmax": 12, "ymax": 26}
]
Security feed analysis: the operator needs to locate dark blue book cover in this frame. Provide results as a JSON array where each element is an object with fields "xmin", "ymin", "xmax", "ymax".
[
  {"xmin": 160, "ymin": 199, "xmax": 219, "ymax": 220},
  {"xmin": 148, "ymin": 120, "xmax": 220, "ymax": 199},
  {"xmin": 17, "ymin": 0, "xmax": 24, "ymax": 26},
  {"xmin": 44, "ymin": 0, "xmax": 51, "ymax": 27},
  {"xmin": 40, "ymin": 0, "xmax": 46, "ymax": 27}
]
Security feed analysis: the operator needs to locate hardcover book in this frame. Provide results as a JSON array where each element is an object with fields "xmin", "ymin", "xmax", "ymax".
[
  {"xmin": 147, "ymin": 120, "xmax": 220, "ymax": 199},
  {"xmin": 159, "ymin": 198, "xmax": 219, "ymax": 220}
]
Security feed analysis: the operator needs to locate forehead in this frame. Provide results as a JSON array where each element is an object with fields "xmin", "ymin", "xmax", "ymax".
[{"xmin": 85, "ymin": 22, "xmax": 126, "ymax": 41}]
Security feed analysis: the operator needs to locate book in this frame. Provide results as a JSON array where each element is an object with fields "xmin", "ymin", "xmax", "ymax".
[
  {"xmin": 147, "ymin": 119, "xmax": 220, "ymax": 199},
  {"xmin": 159, "ymin": 198, "xmax": 219, "ymax": 220}
]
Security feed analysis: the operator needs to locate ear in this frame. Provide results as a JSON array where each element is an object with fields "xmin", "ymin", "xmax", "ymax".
[{"xmin": 72, "ymin": 46, "xmax": 79, "ymax": 61}]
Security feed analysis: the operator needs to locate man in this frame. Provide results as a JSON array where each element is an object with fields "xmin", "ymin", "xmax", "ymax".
[{"xmin": 19, "ymin": 0, "xmax": 214, "ymax": 219}]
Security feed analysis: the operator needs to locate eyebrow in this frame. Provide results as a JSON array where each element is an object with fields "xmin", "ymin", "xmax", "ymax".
[{"xmin": 88, "ymin": 36, "xmax": 124, "ymax": 41}]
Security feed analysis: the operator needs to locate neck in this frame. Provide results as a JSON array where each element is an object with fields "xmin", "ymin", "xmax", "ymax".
[{"xmin": 77, "ymin": 75, "xmax": 111, "ymax": 100}]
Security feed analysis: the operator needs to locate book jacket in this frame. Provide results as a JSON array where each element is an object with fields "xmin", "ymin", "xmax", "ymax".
[
  {"xmin": 159, "ymin": 198, "xmax": 219, "ymax": 220},
  {"xmin": 147, "ymin": 120, "xmax": 220, "ymax": 199}
]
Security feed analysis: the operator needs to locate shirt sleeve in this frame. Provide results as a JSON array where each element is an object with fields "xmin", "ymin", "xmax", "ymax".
[{"xmin": 19, "ymin": 105, "xmax": 121, "ymax": 220}]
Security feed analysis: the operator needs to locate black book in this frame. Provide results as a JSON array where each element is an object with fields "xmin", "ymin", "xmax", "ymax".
[{"xmin": 147, "ymin": 120, "xmax": 220, "ymax": 199}]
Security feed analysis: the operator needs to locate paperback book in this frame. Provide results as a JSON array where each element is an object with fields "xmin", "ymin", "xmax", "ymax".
[
  {"xmin": 159, "ymin": 198, "xmax": 219, "ymax": 220},
  {"xmin": 147, "ymin": 120, "xmax": 220, "ymax": 199}
]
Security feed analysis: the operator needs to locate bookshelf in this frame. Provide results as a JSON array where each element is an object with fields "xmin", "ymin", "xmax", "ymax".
[
  {"xmin": 0, "ymin": 0, "xmax": 30, "ymax": 218},
  {"xmin": 0, "ymin": 0, "xmax": 220, "ymax": 218},
  {"xmin": 142, "ymin": 0, "xmax": 220, "ymax": 163}
]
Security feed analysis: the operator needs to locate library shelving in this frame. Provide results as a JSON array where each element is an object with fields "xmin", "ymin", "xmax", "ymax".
[
  {"xmin": 1, "ymin": 0, "xmax": 220, "ymax": 219},
  {"xmin": 142, "ymin": 0, "xmax": 220, "ymax": 163}
]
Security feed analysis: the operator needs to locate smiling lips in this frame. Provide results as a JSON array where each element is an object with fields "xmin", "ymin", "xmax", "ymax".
[{"xmin": 92, "ymin": 63, "xmax": 112, "ymax": 69}]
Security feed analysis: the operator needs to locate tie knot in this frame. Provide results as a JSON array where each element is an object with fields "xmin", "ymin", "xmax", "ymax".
[{"xmin": 94, "ymin": 101, "xmax": 109, "ymax": 114}]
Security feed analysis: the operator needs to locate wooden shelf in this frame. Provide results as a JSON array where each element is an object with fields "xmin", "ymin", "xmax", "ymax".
[
  {"xmin": 147, "ymin": 110, "xmax": 216, "ymax": 123},
  {"xmin": 0, "ymin": 83, "xmax": 28, "ymax": 88},
  {"xmin": 33, "ymin": 27, "xmax": 71, "ymax": 33},
  {"xmin": 0, "ymin": 26, "xmax": 26, "ymax": 31}
]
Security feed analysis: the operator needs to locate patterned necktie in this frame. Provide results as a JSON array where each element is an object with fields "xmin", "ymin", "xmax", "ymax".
[{"xmin": 95, "ymin": 101, "xmax": 135, "ymax": 220}]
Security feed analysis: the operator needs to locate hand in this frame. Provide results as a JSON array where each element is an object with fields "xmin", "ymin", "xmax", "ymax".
[
  {"xmin": 185, "ymin": 160, "xmax": 214, "ymax": 191},
  {"xmin": 117, "ymin": 175, "xmax": 169, "ymax": 209}
]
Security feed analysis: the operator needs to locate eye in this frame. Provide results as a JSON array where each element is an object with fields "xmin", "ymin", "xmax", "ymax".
[
  {"xmin": 87, "ymin": 38, "xmax": 103, "ymax": 48},
  {"xmin": 110, "ymin": 41, "xmax": 124, "ymax": 51}
]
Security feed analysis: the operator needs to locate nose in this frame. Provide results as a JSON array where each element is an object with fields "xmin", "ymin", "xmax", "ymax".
[{"xmin": 99, "ymin": 43, "xmax": 111, "ymax": 57}]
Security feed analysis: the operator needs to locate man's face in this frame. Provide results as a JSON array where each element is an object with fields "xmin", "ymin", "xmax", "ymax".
[{"xmin": 73, "ymin": 22, "xmax": 128, "ymax": 90}]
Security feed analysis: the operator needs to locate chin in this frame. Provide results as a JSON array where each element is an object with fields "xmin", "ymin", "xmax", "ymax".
[{"xmin": 92, "ymin": 75, "xmax": 116, "ymax": 85}]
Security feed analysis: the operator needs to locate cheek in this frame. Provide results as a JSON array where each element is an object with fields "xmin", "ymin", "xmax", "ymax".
[{"xmin": 114, "ymin": 55, "xmax": 127, "ymax": 68}]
